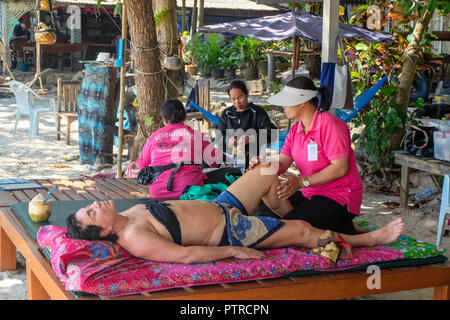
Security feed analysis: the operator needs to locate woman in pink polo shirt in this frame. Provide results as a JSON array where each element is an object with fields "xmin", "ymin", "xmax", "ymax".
[
  {"xmin": 251, "ymin": 76, "xmax": 363, "ymax": 235},
  {"xmin": 137, "ymin": 99, "xmax": 222, "ymax": 199}
]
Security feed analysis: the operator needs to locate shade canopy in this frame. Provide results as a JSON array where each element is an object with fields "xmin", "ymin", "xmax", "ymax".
[{"xmin": 198, "ymin": 11, "xmax": 393, "ymax": 43}]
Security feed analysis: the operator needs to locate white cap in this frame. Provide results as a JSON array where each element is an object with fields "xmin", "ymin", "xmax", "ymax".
[{"xmin": 267, "ymin": 86, "xmax": 318, "ymax": 107}]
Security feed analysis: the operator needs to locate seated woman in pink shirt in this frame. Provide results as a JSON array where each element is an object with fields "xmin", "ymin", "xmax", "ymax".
[
  {"xmin": 250, "ymin": 76, "xmax": 363, "ymax": 235},
  {"xmin": 137, "ymin": 99, "xmax": 222, "ymax": 199}
]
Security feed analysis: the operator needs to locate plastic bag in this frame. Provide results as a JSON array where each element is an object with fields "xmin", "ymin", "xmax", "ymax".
[
  {"xmin": 125, "ymin": 161, "xmax": 139, "ymax": 178},
  {"xmin": 404, "ymin": 125, "xmax": 437, "ymax": 157}
]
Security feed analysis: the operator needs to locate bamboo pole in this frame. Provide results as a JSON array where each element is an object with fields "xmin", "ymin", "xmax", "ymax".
[
  {"xmin": 28, "ymin": 0, "xmax": 43, "ymax": 91},
  {"xmin": 116, "ymin": 1, "xmax": 128, "ymax": 178},
  {"xmin": 291, "ymin": 3, "xmax": 299, "ymax": 80}
]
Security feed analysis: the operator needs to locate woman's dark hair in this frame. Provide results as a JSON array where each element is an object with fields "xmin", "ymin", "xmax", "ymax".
[
  {"xmin": 161, "ymin": 99, "xmax": 186, "ymax": 124},
  {"xmin": 66, "ymin": 213, "xmax": 118, "ymax": 242},
  {"xmin": 286, "ymin": 76, "xmax": 331, "ymax": 112},
  {"xmin": 227, "ymin": 80, "xmax": 249, "ymax": 96}
]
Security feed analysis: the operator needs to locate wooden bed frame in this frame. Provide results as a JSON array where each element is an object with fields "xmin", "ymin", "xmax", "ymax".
[{"xmin": 0, "ymin": 178, "xmax": 449, "ymax": 300}]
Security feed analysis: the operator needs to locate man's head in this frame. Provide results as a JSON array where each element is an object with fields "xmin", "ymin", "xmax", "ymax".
[{"xmin": 66, "ymin": 200, "xmax": 119, "ymax": 242}]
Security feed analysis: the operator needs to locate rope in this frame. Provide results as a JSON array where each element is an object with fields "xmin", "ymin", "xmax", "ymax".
[
  {"xmin": 130, "ymin": 41, "xmax": 159, "ymax": 53},
  {"xmin": 134, "ymin": 68, "xmax": 164, "ymax": 76}
]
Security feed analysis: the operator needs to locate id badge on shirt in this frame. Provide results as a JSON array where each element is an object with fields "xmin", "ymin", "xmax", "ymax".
[{"xmin": 307, "ymin": 138, "xmax": 318, "ymax": 161}]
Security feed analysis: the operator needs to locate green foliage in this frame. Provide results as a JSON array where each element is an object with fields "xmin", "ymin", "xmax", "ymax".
[
  {"xmin": 201, "ymin": 33, "xmax": 223, "ymax": 74},
  {"xmin": 351, "ymin": 83, "xmax": 418, "ymax": 173},
  {"xmin": 183, "ymin": 33, "xmax": 203, "ymax": 65},
  {"xmin": 184, "ymin": 33, "xmax": 223, "ymax": 76},
  {"xmin": 231, "ymin": 36, "xmax": 265, "ymax": 68},
  {"xmin": 219, "ymin": 44, "xmax": 242, "ymax": 70},
  {"xmin": 344, "ymin": 0, "xmax": 449, "ymax": 174},
  {"xmin": 352, "ymin": 85, "xmax": 405, "ymax": 173},
  {"xmin": 154, "ymin": 8, "xmax": 169, "ymax": 28}
]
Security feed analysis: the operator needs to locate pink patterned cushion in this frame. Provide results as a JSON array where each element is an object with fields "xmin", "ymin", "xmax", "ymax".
[{"xmin": 37, "ymin": 225, "xmax": 404, "ymax": 297}]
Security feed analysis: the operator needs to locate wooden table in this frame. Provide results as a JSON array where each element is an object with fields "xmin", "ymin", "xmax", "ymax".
[
  {"xmin": 394, "ymin": 151, "xmax": 450, "ymax": 212},
  {"xmin": 0, "ymin": 178, "xmax": 449, "ymax": 300}
]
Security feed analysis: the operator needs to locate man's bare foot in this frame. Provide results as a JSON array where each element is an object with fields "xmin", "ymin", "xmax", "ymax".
[{"xmin": 369, "ymin": 218, "xmax": 404, "ymax": 246}]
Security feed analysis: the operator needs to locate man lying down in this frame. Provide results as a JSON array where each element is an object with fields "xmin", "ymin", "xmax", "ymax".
[{"xmin": 66, "ymin": 163, "xmax": 404, "ymax": 264}]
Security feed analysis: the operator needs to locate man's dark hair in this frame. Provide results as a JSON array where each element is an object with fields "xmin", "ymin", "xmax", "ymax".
[
  {"xmin": 161, "ymin": 99, "xmax": 186, "ymax": 124},
  {"xmin": 66, "ymin": 213, "xmax": 118, "ymax": 242}
]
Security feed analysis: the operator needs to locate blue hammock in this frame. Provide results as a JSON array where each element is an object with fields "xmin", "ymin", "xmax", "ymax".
[
  {"xmin": 335, "ymin": 76, "xmax": 387, "ymax": 123},
  {"xmin": 269, "ymin": 76, "xmax": 388, "ymax": 151},
  {"xmin": 189, "ymin": 101, "xmax": 220, "ymax": 126}
]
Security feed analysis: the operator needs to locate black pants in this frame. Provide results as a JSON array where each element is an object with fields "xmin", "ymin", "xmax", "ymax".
[{"xmin": 254, "ymin": 191, "xmax": 357, "ymax": 235}]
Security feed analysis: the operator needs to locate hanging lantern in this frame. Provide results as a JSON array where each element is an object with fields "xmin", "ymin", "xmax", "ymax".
[
  {"xmin": 40, "ymin": 0, "xmax": 51, "ymax": 11},
  {"xmin": 34, "ymin": 23, "xmax": 56, "ymax": 44}
]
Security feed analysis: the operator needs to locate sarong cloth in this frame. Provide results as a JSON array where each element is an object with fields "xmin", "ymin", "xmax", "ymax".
[{"xmin": 77, "ymin": 64, "xmax": 118, "ymax": 165}]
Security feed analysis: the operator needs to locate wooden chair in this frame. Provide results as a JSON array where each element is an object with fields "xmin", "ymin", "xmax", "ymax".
[
  {"xmin": 57, "ymin": 78, "xmax": 81, "ymax": 145},
  {"xmin": 185, "ymin": 79, "xmax": 211, "ymax": 131},
  {"xmin": 22, "ymin": 46, "xmax": 36, "ymax": 66}
]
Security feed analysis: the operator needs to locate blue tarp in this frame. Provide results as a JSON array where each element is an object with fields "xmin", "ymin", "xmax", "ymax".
[{"xmin": 199, "ymin": 11, "xmax": 393, "ymax": 43}]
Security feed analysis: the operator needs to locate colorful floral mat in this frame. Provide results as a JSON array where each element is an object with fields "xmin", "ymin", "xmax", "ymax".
[{"xmin": 37, "ymin": 220, "xmax": 447, "ymax": 298}]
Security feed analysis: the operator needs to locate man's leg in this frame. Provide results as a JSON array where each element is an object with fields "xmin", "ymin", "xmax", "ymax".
[
  {"xmin": 254, "ymin": 217, "xmax": 404, "ymax": 250},
  {"xmin": 225, "ymin": 163, "xmax": 292, "ymax": 216}
]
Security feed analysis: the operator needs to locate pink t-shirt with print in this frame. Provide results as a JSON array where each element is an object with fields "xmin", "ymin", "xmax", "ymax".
[
  {"xmin": 137, "ymin": 123, "xmax": 220, "ymax": 199},
  {"xmin": 281, "ymin": 111, "xmax": 363, "ymax": 215}
]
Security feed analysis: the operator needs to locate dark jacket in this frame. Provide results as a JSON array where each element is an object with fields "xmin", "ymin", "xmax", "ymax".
[{"xmin": 217, "ymin": 103, "xmax": 278, "ymax": 168}]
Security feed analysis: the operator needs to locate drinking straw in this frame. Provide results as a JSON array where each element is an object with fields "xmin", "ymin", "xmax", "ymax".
[{"xmin": 44, "ymin": 185, "xmax": 57, "ymax": 202}]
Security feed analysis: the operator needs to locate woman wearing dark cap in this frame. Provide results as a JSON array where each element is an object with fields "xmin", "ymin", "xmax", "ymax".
[
  {"xmin": 250, "ymin": 76, "xmax": 364, "ymax": 235},
  {"xmin": 217, "ymin": 80, "xmax": 278, "ymax": 170}
]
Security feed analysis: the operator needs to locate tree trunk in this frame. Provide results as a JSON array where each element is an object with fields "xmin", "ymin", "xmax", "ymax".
[
  {"xmin": 390, "ymin": 8, "xmax": 435, "ymax": 150},
  {"xmin": 304, "ymin": 3, "xmax": 322, "ymax": 79},
  {"xmin": 127, "ymin": 0, "xmax": 165, "ymax": 162},
  {"xmin": 190, "ymin": 0, "xmax": 198, "ymax": 36},
  {"xmin": 198, "ymin": 0, "xmax": 204, "ymax": 28},
  {"xmin": 153, "ymin": 0, "xmax": 182, "ymax": 99},
  {"xmin": 182, "ymin": 0, "xmax": 187, "ymax": 32}
]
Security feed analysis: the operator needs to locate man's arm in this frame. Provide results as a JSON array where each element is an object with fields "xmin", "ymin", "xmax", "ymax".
[{"xmin": 122, "ymin": 226, "xmax": 265, "ymax": 264}]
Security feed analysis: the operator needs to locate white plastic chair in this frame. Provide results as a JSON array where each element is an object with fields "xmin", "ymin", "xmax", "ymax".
[{"xmin": 9, "ymin": 81, "xmax": 57, "ymax": 141}]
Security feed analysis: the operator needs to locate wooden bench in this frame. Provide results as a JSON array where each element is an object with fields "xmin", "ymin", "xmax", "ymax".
[
  {"xmin": 0, "ymin": 178, "xmax": 449, "ymax": 300},
  {"xmin": 394, "ymin": 151, "xmax": 450, "ymax": 212}
]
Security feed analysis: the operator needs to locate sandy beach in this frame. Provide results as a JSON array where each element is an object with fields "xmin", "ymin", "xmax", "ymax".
[{"xmin": 0, "ymin": 93, "xmax": 448, "ymax": 300}]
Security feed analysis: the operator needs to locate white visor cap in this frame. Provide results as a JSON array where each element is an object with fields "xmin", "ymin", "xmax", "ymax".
[{"xmin": 267, "ymin": 86, "xmax": 318, "ymax": 107}]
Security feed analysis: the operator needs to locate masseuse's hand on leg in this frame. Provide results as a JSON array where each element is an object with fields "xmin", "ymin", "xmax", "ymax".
[{"xmin": 277, "ymin": 174, "xmax": 302, "ymax": 200}]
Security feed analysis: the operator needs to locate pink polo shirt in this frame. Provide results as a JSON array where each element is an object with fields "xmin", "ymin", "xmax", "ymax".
[
  {"xmin": 137, "ymin": 123, "xmax": 220, "ymax": 199},
  {"xmin": 281, "ymin": 111, "xmax": 363, "ymax": 215}
]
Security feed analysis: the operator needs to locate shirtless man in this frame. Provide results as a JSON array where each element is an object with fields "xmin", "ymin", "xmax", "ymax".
[{"xmin": 66, "ymin": 164, "xmax": 404, "ymax": 264}]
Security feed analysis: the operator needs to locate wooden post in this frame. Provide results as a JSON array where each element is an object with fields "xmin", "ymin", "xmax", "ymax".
[
  {"xmin": 26, "ymin": 259, "xmax": 50, "ymax": 300},
  {"xmin": 0, "ymin": 41, "xmax": 15, "ymax": 80},
  {"xmin": 28, "ymin": 0, "xmax": 43, "ymax": 91},
  {"xmin": 291, "ymin": 3, "xmax": 299, "ymax": 80},
  {"xmin": 321, "ymin": 0, "xmax": 339, "ymax": 64},
  {"xmin": 116, "ymin": 1, "xmax": 128, "ymax": 178},
  {"xmin": 0, "ymin": 225, "xmax": 17, "ymax": 271},
  {"xmin": 400, "ymin": 164, "xmax": 410, "ymax": 212}
]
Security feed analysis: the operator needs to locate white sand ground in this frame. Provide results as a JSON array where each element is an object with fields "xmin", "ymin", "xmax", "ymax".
[{"xmin": 0, "ymin": 95, "xmax": 448, "ymax": 300}]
